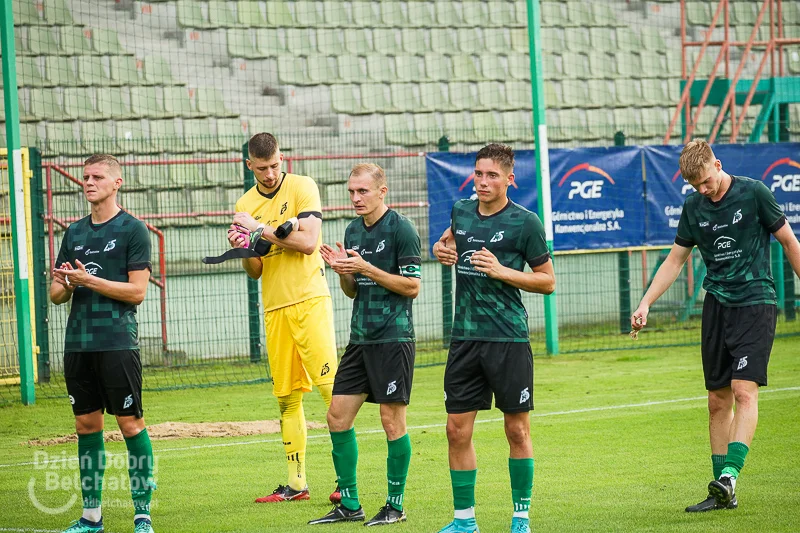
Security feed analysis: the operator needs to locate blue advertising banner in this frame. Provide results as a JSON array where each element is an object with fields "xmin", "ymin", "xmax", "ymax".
[{"xmin": 643, "ymin": 145, "xmax": 689, "ymax": 245}]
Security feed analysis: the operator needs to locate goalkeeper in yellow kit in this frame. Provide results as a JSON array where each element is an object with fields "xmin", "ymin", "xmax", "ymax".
[{"xmin": 231, "ymin": 132, "xmax": 340, "ymax": 503}]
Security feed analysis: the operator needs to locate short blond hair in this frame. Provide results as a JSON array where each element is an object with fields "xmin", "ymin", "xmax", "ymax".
[
  {"xmin": 84, "ymin": 154, "xmax": 122, "ymax": 178},
  {"xmin": 679, "ymin": 140, "xmax": 716, "ymax": 182},
  {"xmin": 349, "ymin": 163, "xmax": 386, "ymax": 187}
]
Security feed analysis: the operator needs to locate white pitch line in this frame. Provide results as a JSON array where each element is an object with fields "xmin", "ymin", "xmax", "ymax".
[{"xmin": 3, "ymin": 386, "xmax": 799, "ymax": 471}]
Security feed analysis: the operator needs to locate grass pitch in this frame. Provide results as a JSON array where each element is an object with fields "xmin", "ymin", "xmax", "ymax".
[{"xmin": 1, "ymin": 338, "xmax": 799, "ymax": 532}]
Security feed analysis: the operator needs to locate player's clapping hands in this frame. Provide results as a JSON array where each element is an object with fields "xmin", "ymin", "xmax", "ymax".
[
  {"xmin": 320, "ymin": 242, "xmax": 348, "ymax": 267},
  {"xmin": 470, "ymin": 247, "xmax": 504, "ymax": 279},
  {"xmin": 321, "ymin": 242, "xmax": 370, "ymax": 275},
  {"xmin": 433, "ymin": 228, "xmax": 458, "ymax": 266},
  {"xmin": 53, "ymin": 260, "xmax": 92, "ymax": 287}
]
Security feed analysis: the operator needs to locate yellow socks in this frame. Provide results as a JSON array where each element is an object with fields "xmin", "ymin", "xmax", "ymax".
[{"xmin": 278, "ymin": 390, "xmax": 307, "ymax": 491}]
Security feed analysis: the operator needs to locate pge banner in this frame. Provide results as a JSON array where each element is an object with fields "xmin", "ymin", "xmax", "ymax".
[
  {"xmin": 643, "ymin": 145, "xmax": 689, "ymax": 245},
  {"xmin": 549, "ymin": 146, "xmax": 645, "ymax": 250}
]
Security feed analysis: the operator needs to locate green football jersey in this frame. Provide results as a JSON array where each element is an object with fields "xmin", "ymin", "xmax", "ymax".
[
  {"xmin": 55, "ymin": 210, "xmax": 152, "ymax": 352},
  {"xmin": 450, "ymin": 199, "xmax": 550, "ymax": 342},
  {"xmin": 675, "ymin": 175, "xmax": 786, "ymax": 306},
  {"xmin": 344, "ymin": 209, "xmax": 421, "ymax": 344}
]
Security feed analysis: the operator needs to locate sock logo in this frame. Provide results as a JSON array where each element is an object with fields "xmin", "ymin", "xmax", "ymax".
[
  {"xmin": 737, "ymin": 356, "xmax": 748, "ymax": 371},
  {"xmin": 519, "ymin": 387, "xmax": 530, "ymax": 404},
  {"xmin": 321, "ymin": 363, "xmax": 330, "ymax": 376},
  {"xmin": 386, "ymin": 380, "xmax": 397, "ymax": 395},
  {"xmin": 123, "ymin": 394, "xmax": 134, "ymax": 409}
]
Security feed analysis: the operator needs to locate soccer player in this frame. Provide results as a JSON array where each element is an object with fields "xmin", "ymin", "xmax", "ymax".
[
  {"xmin": 308, "ymin": 163, "xmax": 421, "ymax": 526},
  {"xmin": 230, "ymin": 133, "xmax": 339, "ymax": 503},
  {"xmin": 631, "ymin": 140, "xmax": 800, "ymax": 512},
  {"xmin": 432, "ymin": 144, "xmax": 555, "ymax": 533},
  {"xmin": 50, "ymin": 155, "xmax": 155, "ymax": 533}
]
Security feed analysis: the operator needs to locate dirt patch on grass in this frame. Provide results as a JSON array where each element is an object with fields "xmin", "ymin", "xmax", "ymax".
[{"xmin": 25, "ymin": 420, "xmax": 326, "ymax": 446}]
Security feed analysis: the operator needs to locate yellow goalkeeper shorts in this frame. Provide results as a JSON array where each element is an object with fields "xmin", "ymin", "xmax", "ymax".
[{"xmin": 264, "ymin": 296, "xmax": 338, "ymax": 397}]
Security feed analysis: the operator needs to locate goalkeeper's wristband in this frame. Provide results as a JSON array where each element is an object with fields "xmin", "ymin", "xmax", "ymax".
[{"xmin": 274, "ymin": 217, "xmax": 299, "ymax": 239}]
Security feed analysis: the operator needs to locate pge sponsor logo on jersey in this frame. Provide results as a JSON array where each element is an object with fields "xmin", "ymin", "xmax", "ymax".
[
  {"xmin": 672, "ymin": 169, "xmax": 695, "ymax": 195},
  {"xmin": 84, "ymin": 262, "xmax": 103, "ymax": 275},
  {"xmin": 558, "ymin": 163, "xmax": 615, "ymax": 200},
  {"xmin": 761, "ymin": 157, "xmax": 800, "ymax": 193}
]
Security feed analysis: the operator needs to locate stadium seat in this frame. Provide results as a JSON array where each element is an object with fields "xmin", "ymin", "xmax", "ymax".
[
  {"xmin": 110, "ymin": 56, "xmax": 143, "ymax": 86},
  {"xmin": 452, "ymin": 55, "xmax": 482, "ymax": 82},
  {"xmin": 96, "ymin": 87, "xmax": 135, "ymax": 119},
  {"xmin": 612, "ymin": 108, "xmax": 643, "ymax": 138},
  {"xmin": 59, "ymin": 26, "xmax": 92, "ymax": 56},
  {"xmin": 45, "ymin": 0, "xmax": 74, "ymax": 26},
  {"xmin": 331, "ymin": 85, "xmax": 364, "ymax": 114},
  {"xmin": 337, "ymin": 55, "xmax": 366, "ymax": 83},
  {"xmin": 209, "ymin": 1, "xmax": 242, "ymax": 28},
  {"xmin": 510, "ymin": 29, "xmax": 529, "ymax": 53},
  {"xmin": 277, "ymin": 56, "xmax": 311, "ymax": 85},
  {"xmin": 686, "ymin": 2, "xmax": 712, "ymax": 27},
  {"xmin": 92, "ymin": 29, "xmax": 128, "ymax": 56},
  {"xmin": 614, "ymin": 79, "xmax": 641, "ymax": 107},
  {"xmin": 345, "ymin": 30, "xmax": 372, "ymax": 55},
  {"xmin": 20, "ymin": 123, "xmax": 42, "ymax": 148},
  {"xmin": 28, "ymin": 27, "xmax": 60, "ymax": 56},
  {"xmin": 541, "ymin": 28, "xmax": 564, "ymax": 53},
  {"xmin": 443, "ymin": 112, "xmax": 478, "ymax": 144},
  {"xmin": 149, "ymin": 119, "xmax": 191, "ymax": 153},
  {"xmin": 184, "ymin": 119, "xmax": 225, "ymax": 153},
  {"xmin": 391, "ymin": 83, "xmax": 421, "ymax": 112},
  {"xmin": 478, "ymin": 81, "xmax": 510, "ymax": 111},
  {"xmin": 307, "ymin": 55, "xmax": 339, "ymax": 84},
  {"xmin": 543, "ymin": 82, "xmax": 563, "ymax": 108},
  {"xmin": 323, "ymin": 1, "xmax": 352, "ymax": 27},
  {"xmin": 177, "ymin": 0, "xmax": 213, "ymax": 29},
  {"xmin": 665, "ymin": 49, "xmax": 682, "ymax": 78},
  {"xmin": 616, "ymin": 27, "xmax": 643, "ymax": 52},
  {"xmin": 169, "ymin": 164, "xmax": 207, "ymax": 188},
  {"xmin": 566, "ymin": 1, "xmax": 593, "ymax": 27},
  {"xmin": 640, "ymin": 79, "xmax": 669, "ymax": 106},
  {"xmin": 592, "ymin": 3, "xmax": 622, "ymax": 27},
  {"xmin": 15, "ymin": 32, "xmax": 30, "ymax": 56},
  {"xmin": 396, "ymin": 55, "xmax": 426, "ymax": 82},
  {"xmin": 352, "ymin": 2, "xmax": 380, "ymax": 28},
  {"xmin": 501, "ymin": 111, "xmax": 534, "ymax": 142},
  {"xmin": 489, "ymin": 2, "xmax": 518, "ymax": 27},
  {"xmin": 587, "ymin": 79, "xmax": 614, "ymax": 108},
  {"xmin": 564, "ymin": 28, "xmax": 591, "ymax": 53},
  {"xmin": 256, "ymin": 29, "xmax": 287, "ymax": 56},
  {"xmin": 17, "ymin": 58, "xmax": 46, "ymax": 87},
  {"xmin": 317, "ymin": 29, "xmax": 346, "ymax": 56},
  {"xmin": 361, "ymin": 84, "xmax": 397, "ymax": 114},
  {"xmin": 561, "ymin": 79, "xmax": 588, "ymax": 108},
  {"xmin": 785, "ymin": 4, "xmax": 800, "ymax": 25},
  {"xmin": 47, "ymin": 56, "xmax": 81, "ymax": 87},
  {"xmin": 407, "ymin": 3, "xmax": 435, "ymax": 28},
  {"xmin": 589, "ymin": 28, "xmax": 615, "ymax": 53},
  {"xmin": 641, "ymin": 107, "xmax": 669, "ymax": 138},
  {"xmin": 267, "ymin": 1, "xmax": 295, "ymax": 26},
  {"xmin": 541, "ymin": 53, "xmax": 561, "ymax": 80},
  {"xmin": 137, "ymin": 165, "xmax": 171, "ymax": 189},
  {"xmin": 508, "ymin": 53, "xmax": 531, "ymax": 81},
  {"xmin": 373, "ymin": 30, "xmax": 400, "ymax": 57},
  {"xmin": 541, "ymin": 2, "xmax": 567, "ymax": 27},
  {"xmin": 484, "ymin": 30, "xmax": 511, "ymax": 55},
  {"xmin": 480, "ymin": 54, "xmax": 507, "ymax": 81},
  {"xmin": 189, "ymin": 187, "xmax": 228, "ymax": 225},
  {"xmin": 413, "ymin": 113, "xmax": 444, "ymax": 144},
  {"xmin": 63, "ymin": 87, "xmax": 101, "ymax": 120},
  {"xmin": 157, "ymin": 190, "xmax": 199, "ymax": 227},
  {"xmin": 435, "ymin": 2, "xmax": 464, "ymax": 27},
  {"xmin": 561, "ymin": 52, "xmax": 590, "ymax": 79},
  {"xmin": 367, "ymin": 55, "xmax": 397, "ymax": 83},
  {"xmin": 18, "ymin": 92, "xmax": 35, "ymax": 121},
  {"xmin": 293, "ymin": 152, "xmax": 337, "ymax": 183},
  {"xmin": 668, "ymin": 79, "xmax": 682, "ymax": 105},
  {"xmin": 118, "ymin": 191, "xmax": 156, "ymax": 218},
  {"xmin": 642, "ymin": 31, "xmax": 667, "ymax": 52},
  {"xmin": 47, "ymin": 122, "xmax": 83, "ymax": 155},
  {"xmin": 473, "ymin": 111, "xmax": 504, "ymax": 142},
  {"xmin": 462, "ymin": 3, "xmax": 488, "ymax": 27},
  {"xmin": 286, "ymin": 29, "xmax": 316, "ymax": 56},
  {"xmin": 424, "ymin": 53, "xmax": 453, "ymax": 82},
  {"xmin": 380, "ymin": 2, "xmax": 408, "ymax": 27},
  {"xmin": 615, "ymin": 52, "xmax": 643, "ymax": 79},
  {"xmin": 196, "ymin": 88, "xmax": 236, "ymax": 117},
  {"xmin": 131, "ymin": 86, "xmax": 171, "ymax": 119},
  {"xmin": 585, "ymin": 109, "xmax": 613, "ymax": 140},
  {"xmin": 116, "ymin": 120, "xmax": 156, "ymax": 154},
  {"xmin": 143, "ymin": 56, "xmax": 180, "ymax": 85},
  {"xmin": 295, "ymin": 1, "xmax": 324, "ymax": 27},
  {"xmin": 81, "ymin": 121, "xmax": 122, "ymax": 154},
  {"xmin": 734, "ymin": 25, "xmax": 768, "ymax": 43},
  {"xmin": 163, "ymin": 86, "xmax": 202, "ymax": 118},
  {"xmin": 449, "ymin": 82, "xmax": 479, "ymax": 111},
  {"xmin": 227, "ymin": 29, "xmax": 261, "ymax": 59},
  {"xmin": 506, "ymin": 81, "xmax": 532, "ymax": 110},
  {"xmin": 206, "ymin": 161, "xmax": 242, "ymax": 186},
  {"xmin": 457, "ymin": 28, "xmax": 484, "ymax": 56},
  {"xmin": 29, "ymin": 88, "xmax": 68, "ymax": 121},
  {"xmin": 52, "ymin": 192, "xmax": 84, "ymax": 221},
  {"xmin": 556, "ymin": 108, "xmax": 584, "ymax": 140},
  {"xmin": 640, "ymin": 51, "xmax": 663, "ymax": 78},
  {"xmin": 237, "ymin": 1, "xmax": 266, "ymax": 27},
  {"xmin": 418, "ymin": 82, "xmax": 453, "ymax": 112},
  {"xmin": 14, "ymin": 0, "xmax": 44, "ymax": 25},
  {"xmin": 431, "ymin": 29, "xmax": 459, "ymax": 55},
  {"xmin": 402, "ymin": 29, "xmax": 428, "ymax": 55}
]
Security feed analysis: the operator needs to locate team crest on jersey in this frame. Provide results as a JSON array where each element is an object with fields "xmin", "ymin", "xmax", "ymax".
[
  {"xmin": 376, "ymin": 240, "xmax": 386, "ymax": 253},
  {"xmin": 104, "ymin": 239, "xmax": 116, "ymax": 252},
  {"xmin": 732, "ymin": 209, "xmax": 742, "ymax": 224},
  {"xmin": 280, "ymin": 202, "xmax": 288, "ymax": 215},
  {"xmin": 490, "ymin": 231, "xmax": 505, "ymax": 243}
]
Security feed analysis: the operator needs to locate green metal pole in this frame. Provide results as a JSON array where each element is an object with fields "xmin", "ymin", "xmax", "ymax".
[
  {"xmin": 526, "ymin": 0, "xmax": 559, "ymax": 354},
  {"xmin": 438, "ymin": 135, "xmax": 453, "ymax": 347},
  {"xmin": 29, "ymin": 147, "xmax": 50, "ymax": 382},
  {"xmin": 1, "ymin": 2, "xmax": 35, "ymax": 404},
  {"xmin": 242, "ymin": 143, "xmax": 261, "ymax": 363}
]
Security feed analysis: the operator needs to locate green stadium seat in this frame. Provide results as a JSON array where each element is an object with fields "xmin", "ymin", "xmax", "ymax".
[
  {"xmin": 478, "ymin": 81, "xmax": 510, "ymax": 111},
  {"xmin": 436, "ymin": 2, "xmax": 464, "ymax": 27},
  {"xmin": 118, "ymin": 191, "xmax": 156, "ymax": 218},
  {"xmin": 157, "ymin": 190, "xmax": 199, "ymax": 227},
  {"xmin": 143, "ymin": 56, "xmax": 179, "ymax": 85},
  {"xmin": 345, "ymin": 30, "xmax": 372, "ymax": 55},
  {"xmin": 381, "ymin": 2, "xmax": 409, "ymax": 27},
  {"xmin": 293, "ymin": 152, "xmax": 337, "ymax": 183},
  {"xmin": 286, "ymin": 29, "xmax": 316, "ymax": 56},
  {"xmin": 544, "ymin": 81, "xmax": 563, "ymax": 108},
  {"xmin": 734, "ymin": 25, "xmax": 768, "ymax": 43},
  {"xmin": 81, "ymin": 121, "xmax": 122, "ymax": 154},
  {"xmin": 59, "ymin": 26, "xmax": 92, "ymax": 56},
  {"xmin": 295, "ymin": 1, "xmax": 324, "ymax": 27},
  {"xmin": 585, "ymin": 109, "xmax": 613, "ymax": 140},
  {"xmin": 457, "ymin": 28, "xmax": 484, "ymax": 56},
  {"xmin": 317, "ymin": 29, "xmax": 346, "ymax": 56},
  {"xmin": 63, "ymin": 87, "xmax": 101, "ymax": 120},
  {"xmin": 668, "ymin": 79, "xmax": 682, "ymax": 105},
  {"xmin": 46, "ymin": 122, "xmax": 82, "ymax": 155},
  {"xmin": 413, "ymin": 113, "xmax": 443, "ymax": 144},
  {"xmin": 189, "ymin": 188, "xmax": 227, "ymax": 225},
  {"xmin": 206, "ymin": 161, "xmax": 242, "ymax": 186},
  {"xmin": 788, "ymin": 48, "xmax": 800, "ymax": 74},
  {"xmin": 51, "ymin": 192, "xmax": 83, "ymax": 221},
  {"xmin": 390, "ymin": 83, "xmax": 421, "ymax": 112},
  {"xmin": 560, "ymin": 79, "xmax": 587, "ymax": 109},
  {"xmin": 137, "ymin": 165, "xmax": 170, "ymax": 189},
  {"xmin": 331, "ymin": 85, "xmax": 364, "ymax": 114},
  {"xmin": 385, "ymin": 114, "xmax": 425, "ymax": 146},
  {"xmin": 337, "ymin": 55, "xmax": 365, "ymax": 83},
  {"xmin": 480, "ymin": 54, "xmax": 507, "ymax": 81},
  {"xmin": 687, "ymin": 49, "xmax": 716, "ymax": 77},
  {"xmin": 555, "ymin": 108, "xmax": 583, "ymax": 141},
  {"xmin": 30, "ymin": 88, "xmax": 68, "ymax": 121},
  {"xmin": 564, "ymin": 28, "xmax": 591, "ymax": 53},
  {"xmin": 149, "ymin": 119, "xmax": 190, "ymax": 153},
  {"xmin": 542, "ymin": 53, "xmax": 561, "ymax": 80},
  {"xmin": 640, "ymin": 51, "xmax": 663, "ymax": 78},
  {"xmin": 665, "ymin": 49, "xmax": 682, "ymax": 77},
  {"xmin": 424, "ymin": 53, "xmax": 453, "ymax": 82},
  {"xmin": 785, "ymin": 4, "xmax": 800, "ymax": 25},
  {"xmin": 566, "ymin": 1, "xmax": 593, "ymax": 27},
  {"xmin": 47, "ymin": 56, "xmax": 81, "ymax": 87},
  {"xmin": 92, "ymin": 29, "xmax": 128, "ymax": 56},
  {"xmin": 612, "ymin": 108, "xmax": 643, "ymax": 138},
  {"xmin": 449, "ymin": 82, "xmax": 479, "ymax": 111},
  {"xmin": 641, "ymin": 107, "xmax": 668, "ymax": 138},
  {"xmin": 15, "ymin": 32, "xmax": 30, "ymax": 56},
  {"xmin": 163, "ymin": 86, "xmax": 202, "ymax": 118},
  {"xmin": 227, "ymin": 29, "xmax": 261, "ymax": 58},
  {"xmin": 589, "ymin": 28, "xmax": 615, "ymax": 53},
  {"xmin": 267, "ymin": 1, "xmax": 295, "ymax": 26},
  {"xmin": 541, "ymin": 28, "xmax": 564, "ymax": 53},
  {"xmin": 169, "ymin": 164, "xmax": 207, "ymax": 188},
  {"xmin": 307, "ymin": 55, "xmax": 339, "ymax": 84},
  {"xmin": 396, "ymin": 55, "xmax": 426, "ymax": 82},
  {"xmin": 277, "ymin": 56, "xmax": 310, "ymax": 85},
  {"xmin": 443, "ymin": 112, "xmax": 478, "ymax": 144},
  {"xmin": 209, "ymin": 1, "xmax": 242, "ymax": 28},
  {"xmin": 473, "ymin": 111, "xmax": 504, "ymax": 142},
  {"xmin": 131, "ymin": 86, "xmax": 171, "ymax": 119},
  {"xmin": 508, "ymin": 53, "xmax": 530, "ymax": 81},
  {"xmin": 616, "ymin": 27, "xmax": 643, "ymax": 52},
  {"xmin": 196, "ymin": 87, "xmax": 236, "ymax": 117},
  {"xmin": 452, "ymin": 55, "xmax": 481, "ymax": 82},
  {"xmin": 541, "ymin": 2, "xmax": 567, "ymax": 27},
  {"xmin": 614, "ymin": 79, "xmax": 640, "ymax": 107},
  {"xmin": 407, "ymin": 3, "xmax": 435, "ymax": 28},
  {"xmin": 462, "ymin": 3, "xmax": 488, "ymax": 27},
  {"xmin": 177, "ymin": 0, "xmax": 213, "ymax": 29},
  {"xmin": 116, "ymin": 120, "xmax": 156, "ymax": 154},
  {"xmin": 183, "ymin": 118, "xmax": 225, "ymax": 153},
  {"xmin": 484, "ymin": 30, "xmax": 511, "ymax": 55},
  {"xmin": 642, "ymin": 31, "xmax": 667, "ymax": 52},
  {"xmin": 352, "ymin": 2, "xmax": 380, "ymax": 28},
  {"xmin": 615, "ymin": 52, "xmax": 643, "ymax": 79},
  {"xmin": 489, "ymin": 2, "xmax": 518, "ymax": 27},
  {"xmin": 45, "ymin": 0, "xmax": 74, "ymax": 25},
  {"xmin": 17, "ymin": 58, "xmax": 46, "ymax": 87},
  {"xmin": 367, "ymin": 55, "xmax": 397, "ymax": 83},
  {"xmin": 110, "ymin": 56, "xmax": 143, "ymax": 86},
  {"xmin": 561, "ymin": 52, "xmax": 589, "ymax": 79},
  {"xmin": 686, "ymin": 2, "xmax": 712, "ymax": 27},
  {"xmin": 361, "ymin": 84, "xmax": 396, "ymax": 114},
  {"xmin": 374, "ymin": 31, "xmax": 401, "ymax": 56},
  {"xmin": 510, "ymin": 29, "xmax": 529, "ymax": 53},
  {"xmin": 14, "ymin": 0, "xmax": 44, "ymax": 25},
  {"xmin": 95, "ymin": 87, "xmax": 135, "ymax": 119},
  {"xmin": 418, "ymin": 82, "xmax": 453, "ymax": 112},
  {"xmin": 501, "ymin": 111, "xmax": 534, "ymax": 142},
  {"xmin": 402, "ymin": 29, "xmax": 428, "ymax": 55},
  {"xmin": 592, "ymin": 3, "xmax": 622, "ymax": 27},
  {"xmin": 256, "ymin": 29, "xmax": 287, "ymax": 56},
  {"xmin": 323, "ymin": 1, "xmax": 352, "ymax": 27},
  {"xmin": 431, "ymin": 29, "xmax": 458, "ymax": 55},
  {"xmin": 587, "ymin": 79, "xmax": 614, "ymax": 108},
  {"xmin": 237, "ymin": 1, "xmax": 266, "ymax": 27},
  {"xmin": 20, "ymin": 123, "xmax": 42, "ymax": 148},
  {"xmin": 28, "ymin": 27, "xmax": 60, "ymax": 55},
  {"xmin": 506, "ymin": 81, "xmax": 532, "ymax": 110}
]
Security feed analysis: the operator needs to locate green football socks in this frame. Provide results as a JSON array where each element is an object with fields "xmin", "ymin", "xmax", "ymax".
[
  {"xmin": 712, "ymin": 454, "xmax": 726, "ymax": 480},
  {"xmin": 721, "ymin": 441, "xmax": 749, "ymax": 479},
  {"xmin": 78, "ymin": 431, "xmax": 106, "ymax": 511},
  {"xmin": 125, "ymin": 429, "xmax": 155, "ymax": 519},
  {"xmin": 386, "ymin": 434, "xmax": 411, "ymax": 511},
  {"xmin": 331, "ymin": 428, "xmax": 360, "ymax": 511},
  {"xmin": 450, "ymin": 469, "xmax": 477, "ymax": 516},
  {"xmin": 510, "ymin": 458, "xmax": 534, "ymax": 518}
]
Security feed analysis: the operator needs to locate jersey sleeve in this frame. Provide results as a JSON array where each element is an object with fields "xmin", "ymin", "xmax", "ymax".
[
  {"xmin": 127, "ymin": 220, "xmax": 152, "ymax": 272},
  {"xmin": 55, "ymin": 227, "xmax": 71, "ymax": 267},
  {"xmin": 396, "ymin": 218, "xmax": 422, "ymax": 278},
  {"xmin": 296, "ymin": 177, "xmax": 323, "ymax": 220},
  {"xmin": 520, "ymin": 213, "xmax": 550, "ymax": 268},
  {"xmin": 754, "ymin": 180, "xmax": 786, "ymax": 234},
  {"xmin": 674, "ymin": 201, "xmax": 695, "ymax": 248}
]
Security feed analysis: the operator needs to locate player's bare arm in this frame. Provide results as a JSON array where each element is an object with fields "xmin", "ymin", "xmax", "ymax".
[
  {"xmin": 773, "ymin": 222, "xmax": 800, "ymax": 279},
  {"xmin": 470, "ymin": 247, "xmax": 555, "ymax": 295},
  {"xmin": 321, "ymin": 242, "xmax": 358, "ymax": 298},
  {"xmin": 53, "ymin": 260, "xmax": 150, "ymax": 305},
  {"xmin": 233, "ymin": 211, "xmax": 322, "ymax": 255},
  {"xmin": 631, "ymin": 242, "xmax": 693, "ymax": 330},
  {"xmin": 433, "ymin": 227, "xmax": 457, "ymax": 266}
]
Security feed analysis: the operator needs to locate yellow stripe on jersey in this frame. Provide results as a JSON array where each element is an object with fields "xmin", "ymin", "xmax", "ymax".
[{"xmin": 235, "ymin": 173, "xmax": 330, "ymax": 312}]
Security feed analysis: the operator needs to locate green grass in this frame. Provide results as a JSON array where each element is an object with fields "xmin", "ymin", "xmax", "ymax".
[{"xmin": 1, "ymin": 338, "xmax": 799, "ymax": 532}]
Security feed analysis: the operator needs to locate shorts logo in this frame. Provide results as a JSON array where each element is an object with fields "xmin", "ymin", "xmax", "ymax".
[
  {"xmin": 321, "ymin": 363, "xmax": 330, "ymax": 377},
  {"xmin": 386, "ymin": 380, "xmax": 397, "ymax": 395},
  {"xmin": 490, "ymin": 231, "xmax": 504, "ymax": 243},
  {"xmin": 737, "ymin": 356, "xmax": 748, "ymax": 371},
  {"xmin": 732, "ymin": 209, "xmax": 742, "ymax": 224},
  {"xmin": 68, "ymin": 395, "xmax": 75, "ymax": 405},
  {"xmin": 443, "ymin": 391, "xmax": 447, "ymax": 401},
  {"xmin": 280, "ymin": 202, "xmax": 288, "ymax": 215},
  {"xmin": 103, "ymin": 239, "xmax": 116, "ymax": 252},
  {"xmin": 123, "ymin": 394, "xmax": 133, "ymax": 410},
  {"xmin": 376, "ymin": 240, "xmax": 386, "ymax": 253},
  {"xmin": 519, "ymin": 387, "xmax": 530, "ymax": 404}
]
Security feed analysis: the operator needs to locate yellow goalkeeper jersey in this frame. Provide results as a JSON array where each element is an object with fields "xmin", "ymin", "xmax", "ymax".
[{"xmin": 235, "ymin": 172, "xmax": 330, "ymax": 312}]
